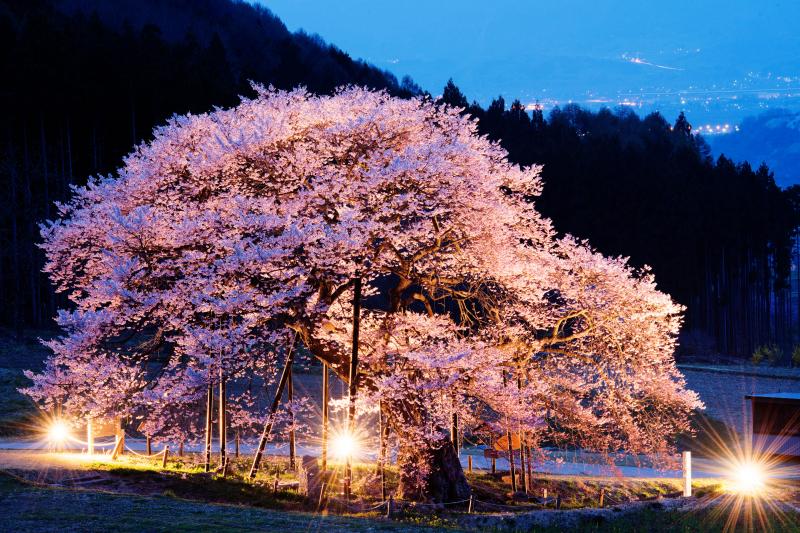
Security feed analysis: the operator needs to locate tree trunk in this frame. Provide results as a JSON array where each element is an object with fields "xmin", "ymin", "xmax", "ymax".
[{"xmin": 396, "ymin": 431, "xmax": 470, "ymax": 502}]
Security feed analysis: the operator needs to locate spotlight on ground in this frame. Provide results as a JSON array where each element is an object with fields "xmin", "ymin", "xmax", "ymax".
[
  {"xmin": 47, "ymin": 420, "xmax": 70, "ymax": 446},
  {"xmin": 730, "ymin": 460, "xmax": 766, "ymax": 495},
  {"xmin": 332, "ymin": 432, "xmax": 357, "ymax": 460}
]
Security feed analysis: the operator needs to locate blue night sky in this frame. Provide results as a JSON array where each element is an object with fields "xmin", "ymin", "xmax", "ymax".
[{"xmin": 259, "ymin": 0, "xmax": 800, "ymax": 123}]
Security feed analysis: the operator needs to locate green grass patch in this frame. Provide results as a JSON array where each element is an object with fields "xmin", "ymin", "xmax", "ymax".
[
  {"xmin": 545, "ymin": 505, "xmax": 800, "ymax": 532},
  {"xmin": 0, "ymin": 471, "xmax": 441, "ymax": 532}
]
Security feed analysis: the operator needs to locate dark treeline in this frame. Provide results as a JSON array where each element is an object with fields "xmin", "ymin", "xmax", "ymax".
[
  {"xmin": 1, "ymin": 0, "xmax": 798, "ymax": 358},
  {"xmin": 440, "ymin": 80, "xmax": 800, "ymax": 357},
  {"xmin": 0, "ymin": 0, "xmax": 420, "ymax": 336}
]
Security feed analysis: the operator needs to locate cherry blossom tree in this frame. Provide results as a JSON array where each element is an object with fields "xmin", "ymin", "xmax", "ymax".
[{"xmin": 24, "ymin": 86, "xmax": 701, "ymax": 501}]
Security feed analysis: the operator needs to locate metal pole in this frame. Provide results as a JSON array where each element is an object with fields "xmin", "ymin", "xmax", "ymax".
[
  {"xmin": 344, "ymin": 277, "xmax": 362, "ymax": 500},
  {"xmin": 321, "ymin": 362, "xmax": 329, "ymax": 471},
  {"xmin": 248, "ymin": 332, "xmax": 297, "ymax": 479}
]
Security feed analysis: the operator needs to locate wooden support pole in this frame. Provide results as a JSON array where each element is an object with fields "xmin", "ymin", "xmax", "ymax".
[
  {"xmin": 490, "ymin": 435, "xmax": 496, "ymax": 474},
  {"xmin": 86, "ymin": 418, "xmax": 93, "ymax": 455},
  {"xmin": 205, "ymin": 381, "xmax": 213, "ymax": 472},
  {"xmin": 518, "ymin": 431, "xmax": 527, "ymax": 494},
  {"xmin": 179, "ymin": 441, "xmax": 184, "ymax": 457},
  {"xmin": 468, "ymin": 455, "xmax": 473, "ymax": 473},
  {"xmin": 111, "ymin": 435, "xmax": 123, "ymax": 460},
  {"xmin": 344, "ymin": 277, "xmax": 362, "ymax": 501},
  {"xmin": 162, "ymin": 446, "xmax": 169, "ymax": 468},
  {"xmin": 116, "ymin": 419, "xmax": 125, "ymax": 457},
  {"xmin": 146, "ymin": 435, "xmax": 152, "ymax": 456},
  {"xmin": 525, "ymin": 443, "xmax": 533, "ymax": 489},
  {"xmin": 288, "ymin": 359, "xmax": 296, "ymax": 470},
  {"xmin": 219, "ymin": 371, "xmax": 227, "ymax": 467},
  {"xmin": 318, "ymin": 482, "xmax": 327, "ymax": 511},
  {"xmin": 517, "ymin": 375, "xmax": 528, "ymax": 494},
  {"xmin": 599, "ymin": 487, "xmax": 605, "ymax": 508},
  {"xmin": 235, "ymin": 431, "xmax": 240, "ymax": 458},
  {"xmin": 507, "ymin": 428, "xmax": 517, "ymax": 493},
  {"xmin": 321, "ymin": 362, "xmax": 329, "ymax": 472},
  {"xmin": 248, "ymin": 332, "xmax": 297, "ymax": 479},
  {"xmin": 451, "ymin": 411, "xmax": 460, "ymax": 456},
  {"xmin": 379, "ymin": 401, "xmax": 386, "ymax": 502}
]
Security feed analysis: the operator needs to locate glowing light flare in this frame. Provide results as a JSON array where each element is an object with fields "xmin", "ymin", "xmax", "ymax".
[
  {"xmin": 729, "ymin": 461, "xmax": 767, "ymax": 495},
  {"xmin": 331, "ymin": 432, "xmax": 358, "ymax": 460},
  {"xmin": 47, "ymin": 420, "xmax": 70, "ymax": 445}
]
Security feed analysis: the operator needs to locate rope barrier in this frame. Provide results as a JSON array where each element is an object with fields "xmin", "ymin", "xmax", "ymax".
[
  {"xmin": 122, "ymin": 435, "xmax": 168, "ymax": 458},
  {"xmin": 342, "ymin": 500, "xmax": 389, "ymax": 513}
]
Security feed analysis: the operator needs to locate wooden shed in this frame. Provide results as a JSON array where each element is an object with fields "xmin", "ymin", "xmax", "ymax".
[{"xmin": 746, "ymin": 392, "xmax": 800, "ymax": 460}]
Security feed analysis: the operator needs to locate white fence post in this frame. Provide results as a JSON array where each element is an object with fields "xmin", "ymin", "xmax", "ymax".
[{"xmin": 682, "ymin": 451, "xmax": 692, "ymax": 497}]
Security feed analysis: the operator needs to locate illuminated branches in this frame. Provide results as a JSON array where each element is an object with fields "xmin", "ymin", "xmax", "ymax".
[{"xmin": 24, "ymin": 86, "xmax": 700, "ymax": 500}]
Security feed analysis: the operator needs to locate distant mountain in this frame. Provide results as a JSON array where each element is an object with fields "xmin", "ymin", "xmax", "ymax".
[
  {"xmin": 46, "ymin": 0, "xmax": 421, "ymax": 97},
  {"xmin": 709, "ymin": 109, "xmax": 800, "ymax": 188}
]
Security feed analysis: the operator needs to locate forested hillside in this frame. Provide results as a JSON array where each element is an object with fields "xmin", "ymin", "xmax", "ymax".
[
  {"xmin": 0, "ymin": 0, "xmax": 419, "ymax": 336},
  {"xmin": 0, "ymin": 0, "xmax": 797, "ymax": 357},
  {"xmin": 439, "ymin": 80, "xmax": 800, "ymax": 356}
]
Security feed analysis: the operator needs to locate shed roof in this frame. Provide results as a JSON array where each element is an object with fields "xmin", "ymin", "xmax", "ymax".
[{"xmin": 746, "ymin": 392, "xmax": 800, "ymax": 401}]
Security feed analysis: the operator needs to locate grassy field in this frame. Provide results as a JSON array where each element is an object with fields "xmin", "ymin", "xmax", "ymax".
[
  {"xmin": 562, "ymin": 505, "xmax": 800, "ymax": 533},
  {"xmin": 3, "ymin": 468, "xmax": 800, "ymax": 532},
  {"xmin": 0, "ymin": 471, "xmax": 442, "ymax": 532},
  {"xmin": 0, "ymin": 331, "xmax": 51, "ymax": 436},
  {"xmin": 4, "ymin": 331, "xmax": 800, "ymax": 531}
]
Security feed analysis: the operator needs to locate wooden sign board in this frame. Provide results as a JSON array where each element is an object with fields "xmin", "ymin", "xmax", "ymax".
[
  {"xmin": 484, "ymin": 448, "xmax": 508, "ymax": 459},
  {"xmin": 91, "ymin": 417, "xmax": 121, "ymax": 437}
]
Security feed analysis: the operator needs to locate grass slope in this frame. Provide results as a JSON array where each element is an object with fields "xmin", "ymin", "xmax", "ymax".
[{"xmin": 0, "ymin": 472, "xmax": 441, "ymax": 532}]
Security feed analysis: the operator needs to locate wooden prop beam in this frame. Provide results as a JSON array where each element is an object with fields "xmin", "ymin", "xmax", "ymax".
[
  {"xmin": 288, "ymin": 360, "xmax": 296, "ymax": 470},
  {"xmin": 204, "ymin": 381, "xmax": 213, "ymax": 472},
  {"xmin": 344, "ymin": 277, "xmax": 362, "ymax": 500},
  {"xmin": 248, "ymin": 332, "xmax": 297, "ymax": 479},
  {"xmin": 321, "ymin": 362, "xmax": 329, "ymax": 471},
  {"xmin": 219, "ymin": 371, "xmax": 227, "ymax": 466}
]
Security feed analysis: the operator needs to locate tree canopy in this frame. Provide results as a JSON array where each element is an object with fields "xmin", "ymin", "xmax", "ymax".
[{"xmin": 25, "ymin": 87, "xmax": 700, "ymax": 500}]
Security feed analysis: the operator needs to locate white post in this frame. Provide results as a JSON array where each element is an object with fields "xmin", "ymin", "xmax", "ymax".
[{"xmin": 682, "ymin": 451, "xmax": 692, "ymax": 497}]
